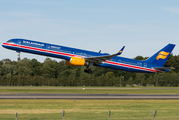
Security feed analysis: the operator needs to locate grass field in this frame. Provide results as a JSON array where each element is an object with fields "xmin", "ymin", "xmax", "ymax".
[
  {"xmin": 0, "ymin": 87, "xmax": 179, "ymax": 119},
  {"xmin": 0, "ymin": 99, "xmax": 179, "ymax": 120},
  {"xmin": 0, "ymin": 86, "xmax": 179, "ymax": 94}
]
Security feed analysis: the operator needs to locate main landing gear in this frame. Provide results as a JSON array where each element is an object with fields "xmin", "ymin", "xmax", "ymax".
[
  {"xmin": 84, "ymin": 69, "xmax": 94, "ymax": 74},
  {"xmin": 84, "ymin": 62, "xmax": 94, "ymax": 74}
]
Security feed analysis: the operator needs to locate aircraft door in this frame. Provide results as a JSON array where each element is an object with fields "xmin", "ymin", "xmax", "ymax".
[
  {"xmin": 144, "ymin": 63, "xmax": 147, "ymax": 67},
  {"xmin": 46, "ymin": 45, "xmax": 51, "ymax": 52},
  {"xmin": 17, "ymin": 40, "xmax": 21, "ymax": 45}
]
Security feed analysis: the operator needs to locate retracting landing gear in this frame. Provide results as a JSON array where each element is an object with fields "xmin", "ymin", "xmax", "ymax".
[{"xmin": 84, "ymin": 62, "xmax": 94, "ymax": 74}]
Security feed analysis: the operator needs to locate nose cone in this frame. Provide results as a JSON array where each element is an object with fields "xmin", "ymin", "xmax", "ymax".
[
  {"xmin": 2, "ymin": 43, "xmax": 8, "ymax": 49},
  {"xmin": 2, "ymin": 43, "xmax": 6, "ymax": 48}
]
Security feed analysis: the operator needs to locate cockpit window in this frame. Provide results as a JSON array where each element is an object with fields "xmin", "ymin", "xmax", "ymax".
[{"xmin": 7, "ymin": 41, "xmax": 13, "ymax": 43}]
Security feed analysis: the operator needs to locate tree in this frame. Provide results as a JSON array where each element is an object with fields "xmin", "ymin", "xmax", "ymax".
[
  {"xmin": 68, "ymin": 74, "xmax": 75, "ymax": 86},
  {"xmin": 105, "ymin": 72, "xmax": 115, "ymax": 86},
  {"xmin": 134, "ymin": 56, "xmax": 148, "ymax": 60},
  {"xmin": 1, "ymin": 59, "xmax": 11, "ymax": 64},
  {"xmin": 29, "ymin": 59, "xmax": 42, "ymax": 76},
  {"xmin": 128, "ymin": 77, "xmax": 133, "ymax": 85},
  {"xmin": 135, "ymin": 73, "xmax": 146, "ymax": 86},
  {"xmin": 17, "ymin": 58, "xmax": 32, "ymax": 76},
  {"xmin": 41, "ymin": 58, "xmax": 57, "ymax": 78},
  {"xmin": 1, "ymin": 64, "xmax": 18, "ymax": 76}
]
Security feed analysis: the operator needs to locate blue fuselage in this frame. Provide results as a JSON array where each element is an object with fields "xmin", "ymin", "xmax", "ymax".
[{"xmin": 2, "ymin": 39, "xmax": 163, "ymax": 73}]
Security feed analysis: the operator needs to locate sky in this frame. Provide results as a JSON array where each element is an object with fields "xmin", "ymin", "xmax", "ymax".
[{"xmin": 0, "ymin": 0, "xmax": 179, "ymax": 62}]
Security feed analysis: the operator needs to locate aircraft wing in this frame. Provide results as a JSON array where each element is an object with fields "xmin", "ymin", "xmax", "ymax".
[{"xmin": 84, "ymin": 46, "xmax": 125, "ymax": 64}]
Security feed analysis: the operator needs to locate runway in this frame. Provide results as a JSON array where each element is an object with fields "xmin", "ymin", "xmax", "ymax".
[
  {"xmin": 0, "ymin": 93, "xmax": 179, "ymax": 99},
  {"xmin": 0, "ymin": 87, "xmax": 179, "ymax": 89}
]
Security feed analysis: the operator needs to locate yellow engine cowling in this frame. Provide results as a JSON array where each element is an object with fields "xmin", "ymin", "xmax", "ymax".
[
  {"xmin": 66, "ymin": 57, "xmax": 88, "ymax": 66},
  {"xmin": 65, "ymin": 60, "xmax": 75, "ymax": 66}
]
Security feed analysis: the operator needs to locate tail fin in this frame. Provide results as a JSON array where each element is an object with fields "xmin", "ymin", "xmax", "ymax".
[{"xmin": 145, "ymin": 43, "xmax": 175, "ymax": 67}]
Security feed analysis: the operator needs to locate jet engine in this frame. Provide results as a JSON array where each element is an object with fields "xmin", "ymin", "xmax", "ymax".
[{"xmin": 65, "ymin": 57, "xmax": 89, "ymax": 66}]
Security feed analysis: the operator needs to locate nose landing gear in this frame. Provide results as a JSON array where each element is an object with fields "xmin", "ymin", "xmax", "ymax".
[{"xmin": 17, "ymin": 51, "xmax": 21, "ymax": 61}]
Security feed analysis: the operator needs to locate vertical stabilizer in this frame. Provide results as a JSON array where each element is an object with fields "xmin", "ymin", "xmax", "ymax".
[{"xmin": 145, "ymin": 43, "xmax": 175, "ymax": 67}]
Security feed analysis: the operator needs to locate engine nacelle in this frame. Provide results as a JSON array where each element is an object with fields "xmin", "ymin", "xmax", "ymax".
[{"xmin": 65, "ymin": 57, "xmax": 88, "ymax": 66}]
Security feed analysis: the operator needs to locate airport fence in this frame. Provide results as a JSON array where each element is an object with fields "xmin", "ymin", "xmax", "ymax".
[{"xmin": 1, "ymin": 110, "xmax": 179, "ymax": 120}]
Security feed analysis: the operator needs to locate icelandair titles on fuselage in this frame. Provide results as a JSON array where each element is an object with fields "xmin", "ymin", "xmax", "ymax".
[{"xmin": 23, "ymin": 40, "xmax": 44, "ymax": 47}]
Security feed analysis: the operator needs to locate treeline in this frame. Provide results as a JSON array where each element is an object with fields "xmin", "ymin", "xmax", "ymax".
[{"xmin": 0, "ymin": 54, "xmax": 179, "ymax": 87}]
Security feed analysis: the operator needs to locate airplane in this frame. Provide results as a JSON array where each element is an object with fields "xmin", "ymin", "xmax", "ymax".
[{"xmin": 2, "ymin": 38, "xmax": 175, "ymax": 74}]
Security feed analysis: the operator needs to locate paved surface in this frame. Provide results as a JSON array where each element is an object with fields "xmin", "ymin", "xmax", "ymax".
[
  {"xmin": 0, "ymin": 93, "xmax": 179, "ymax": 99},
  {"xmin": 0, "ymin": 87, "xmax": 179, "ymax": 89}
]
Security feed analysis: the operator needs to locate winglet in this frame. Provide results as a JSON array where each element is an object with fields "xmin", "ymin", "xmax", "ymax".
[{"xmin": 117, "ymin": 46, "xmax": 125, "ymax": 55}]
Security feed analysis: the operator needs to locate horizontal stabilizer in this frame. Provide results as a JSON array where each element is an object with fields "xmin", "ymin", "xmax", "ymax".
[{"xmin": 153, "ymin": 67, "xmax": 175, "ymax": 70}]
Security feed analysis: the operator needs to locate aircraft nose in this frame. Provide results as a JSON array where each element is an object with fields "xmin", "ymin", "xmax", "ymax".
[{"xmin": 2, "ymin": 43, "xmax": 6, "ymax": 48}]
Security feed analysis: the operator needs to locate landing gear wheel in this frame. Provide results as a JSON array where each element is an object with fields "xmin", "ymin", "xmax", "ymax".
[
  {"xmin": 84, "ymin": 69, "xmax": 88, "ymax": 73},
  {"xmin": 84, "ymin": 69, "xmax": 94, "ymax": 74}
]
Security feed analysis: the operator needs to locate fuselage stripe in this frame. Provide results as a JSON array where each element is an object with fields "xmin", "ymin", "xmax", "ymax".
[
  {"xmin": 3, "ymin": 43, "xmax": 163, "ymax": 73},
  {"xmin": 106, "ymin": 61, "xmax": 162, "ymax": 73}
]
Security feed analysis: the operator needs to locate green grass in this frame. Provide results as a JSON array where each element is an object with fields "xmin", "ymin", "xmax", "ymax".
[
  {"xmin": 0, "ymin": 99, "xmax": 179, "ymax": 120},
  {"xmin": 0, "ymin": 86, "xmax": 179, "ymax": 94}
]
